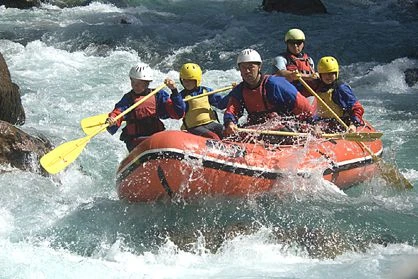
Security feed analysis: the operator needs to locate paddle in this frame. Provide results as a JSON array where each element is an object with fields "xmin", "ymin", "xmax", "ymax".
[
  {"xmin": 80, "ymin": 113, "xmax": 109, "ymax": 135},
  {"xmin": 40, "ymin": 84, "xmax": 166, "ymax": 174},
  {"xmin": 183, "ymin": 84, "xmax": 235, "ymax": 102},
  {"xmin": 81, "ymin": 84, "xmax": 235, "ymax": 134},
  {"xmin": 237, "ymin": 128, "xmax": 383, "ymax": 142},
  {"xmin": 297, "ymin": 77, "xmax": 413, "ymax": 189}
]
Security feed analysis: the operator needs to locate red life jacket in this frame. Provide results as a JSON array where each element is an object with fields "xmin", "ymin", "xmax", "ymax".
[
  {"xmin": 242, "ymin": 75, "xmax": 277, "ymax": 125},
  {"xmin": 121, "ymin": 91, "xmax": 165, "ymax": 140},
  {"xmin": 282, "ymin": 52, "xmax": 314, "ymax": 75}
]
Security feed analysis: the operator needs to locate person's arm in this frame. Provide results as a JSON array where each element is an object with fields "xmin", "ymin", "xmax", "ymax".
[
  {"xmin": 350, "ymin": 101, "xmax": 364, "ymax": 125},
  {"xmin": 334, "ymin": 83, "xmax": 364, "ymax": 127},
  {"xmin": 272, "ymin": 56, "xmax": 296, "ymax": 81},
  {"xmin": 223, "ymin": 87, "xmax": 243, "ymax": 127},
  {"xmin": 157, "ymin": 88, "xmax": 185, "ymax": 120},
  {"xmin": 161, "ymin": 78, "xmax": 185, "ymax": 119},
  {"xmin": 106, "ymin": 93, "xmax": 132, "ymax": 134},
  {"xmin": 273, "ymin": 55, "xmax": 307, "ymax": 82},
  {"xmin": 297, "ymin": 79, "xmax": 319, "ymax": 98},
  {"xmin": 266, "ymin": 77, "xmax": 314, "ymax": 119},
  {"xmin": 274, "ymin": 55, "xmax": 318, "ymax": 82},
  {"xmin": 299, "ymin": 56, "xmax": 319, "ymax": 81},
  {"xmin": 209, "ymin": 89, "xmax": 230, "ymax": 110},
  {"xmin": 291, "ymin": 92, "xmax": 315, "ymax": 119},
  {"xmin": 223, "ymin": 100, "xmax": 240, "ymax": 135}
]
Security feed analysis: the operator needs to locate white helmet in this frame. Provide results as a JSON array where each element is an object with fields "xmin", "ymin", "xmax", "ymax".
[
  {"xmin": 237, "ymin": 48, "xmax": 262, "ymax": 65},
  {"xmin": 129, "ymin": 63, "xmax": 153, "ymax": 81}
]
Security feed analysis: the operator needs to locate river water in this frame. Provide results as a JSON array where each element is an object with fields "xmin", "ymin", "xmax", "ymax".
[{"xmin": 0, "ymin": 0, "xmax": 418, "ymax": 278}]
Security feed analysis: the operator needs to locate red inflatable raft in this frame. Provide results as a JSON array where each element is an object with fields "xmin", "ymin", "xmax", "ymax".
[{"xmin": 116, "ymin": 123, "xmax": 383, "ymax": 202}]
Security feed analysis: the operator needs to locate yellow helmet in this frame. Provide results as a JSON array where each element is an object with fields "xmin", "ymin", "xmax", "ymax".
[
  {"xmin": 284, "ymin": 28, "xmax": 305, "ymax": 42},
  {"xmin": 180, "ymin": 63, "xmax": 202, "ymax": 87},
  {"xmin": 317, "ymin": 56, "xmax": 339, "ymax": 78}
]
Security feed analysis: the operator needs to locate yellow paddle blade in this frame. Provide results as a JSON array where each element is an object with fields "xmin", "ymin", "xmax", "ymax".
[
  {"xmin": 359, "ymin": 139, "xmax": 413, "ymax": 190},
  {"xmin": 325, "ymin": 132, "xmax": 383, "ymax": 142},
  {"xmin": 298, "ymin": 76, "xmax": 412, "ymax": 190},
  {"xmin": 377, "ymin": 160, "xmax": 413, "ymax": 189},
  {"xmin": 80, "ymin": 113, "xmax": 108, "ymax": 134},
  {"xmin": 81, "ymin": 83, "xmax": 233, "ymax": 134},
  {"xmin": 41, "ymin": 85, "xmax": 166, "ymax": 175},
  {"xmin": 80, "ymin": 83, "xmax": 166, "ymax": 134},
  {"xmin": 40, "ymin": 135, "xmax": 92, "ymax": 174}
]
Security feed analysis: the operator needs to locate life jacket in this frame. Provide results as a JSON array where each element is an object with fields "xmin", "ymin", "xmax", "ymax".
[
  {"xmin": 120, "ymin": 90, "xmax": 165, "ymax": 141},
  {"xmin": 315, "ymin": 88, "xmax": 344, "ymax": 119},
  {"xmin": 282, "ymin": 52, "xmax": 314, "ymax": 75},
  {"xmin": 242, "ymin": 75, "xmax": 277, "ymax": 125},
  {"xmin": 182, "ymin": 89, "xmax": 218, "ymax": 129}
]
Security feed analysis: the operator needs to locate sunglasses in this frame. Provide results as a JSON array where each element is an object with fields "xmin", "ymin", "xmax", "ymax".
[{"xmin": 287, "ymin": 40, "xmax": 304, "ymax": 46}]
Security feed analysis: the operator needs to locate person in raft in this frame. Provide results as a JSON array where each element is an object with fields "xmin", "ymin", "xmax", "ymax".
[
  {"xmin": 164, "ymin": 63, "xmax": 229, "ymax": 140},
  {"xmin": 106, "ymin": 63, "xmax": 184, "ymax": 151},
  {"xmin": 223, "ymin": 48, "xmax": 314, "ymax": 136},
  {"xmin": 271, "ymin": 28, "xmax": 318, "ymax": 87},
  {"xmin": 299, "ymin": 56, "xmax": 364, "ymax": 133}
]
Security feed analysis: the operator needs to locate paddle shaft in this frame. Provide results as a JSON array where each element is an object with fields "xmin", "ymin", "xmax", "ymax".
[
  {"xmin": 40, "ymin": 84, "xmax": 166, "ymax": 174},
  {"xmin": 238, "ymin": 128, "xmax": 311, "ymax": 137},
  {"xmin": 81, "ymin": 113, "xmax": 108, "ymax": 131},
  {"xmin": 86, "ymin": 84, "xmax": 166, "ymax": 131},
  {"xmin": 298, "ymin": 78, "xmax": 374, "ymax": 148},
  {"xmin": 85, "ymin": 83, "xmax": 166, "ymax": 137},
  {"xmin": 298, "ymin": 77, "xmax": 412, "ymax": 189},
  {"xmin": 298, "ymin": 79, "xmax": 347, "ymax": 127},
  {"xmin": 237, "ymin": 128, "xmax": 381, "ymax": 141},
  {"xmin": 81, "ymin": 83, "xmax": 234, "ymax": 133},
  {"xmin": 183, "ymin": 84, "xmax": 234, "ymax": 102},
  {"xmin": 112, "ymin": 83, "xmax": 166, "ymax": 123}
]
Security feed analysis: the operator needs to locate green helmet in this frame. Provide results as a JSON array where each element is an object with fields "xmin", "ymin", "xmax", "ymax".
[
  {"xmin": 318, "ymin": 56, "xmax": 339, "ymax": 78},
  {"xmin": 284, "ymin": 29, "xmax": 306, "ymax": 42}
]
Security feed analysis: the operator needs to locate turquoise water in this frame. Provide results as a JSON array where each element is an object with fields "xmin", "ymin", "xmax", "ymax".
[{"xmin": 0, "ymin": 0, "xmax": 417, "ymax": 278}]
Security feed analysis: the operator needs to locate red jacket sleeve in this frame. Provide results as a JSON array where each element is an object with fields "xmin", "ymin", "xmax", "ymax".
[{"xmin": 292, "ymin": 92, "xmax": 314, "ymax": 120}]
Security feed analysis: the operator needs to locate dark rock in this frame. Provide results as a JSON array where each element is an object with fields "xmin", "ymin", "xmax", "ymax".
[
  {"xmin": 0, "ymin": 54, "xmax": 54, "ymax": 176},
  {"xmin": 397, "ymin": 0, "xmax": 418, "ymax": 9},
  {"xmin": 120, "ymin": 18, "xmax": 131, "ymax": 25},
  {"xmin": 162, "ymin": 222, "xmax": 372, "ymax": 259},
  {"xmin": 0, "ymin": 0, "xmax": 41, "ymax": 9},
  {"xmin": 262, "ymin": 0, "xmax": 327, "ymax": 15},
  {"xmin": 0, "ymin": 52, "xmax": 52, "ymax": 175},
  {"xmin": 0, "ymin": 120, "xmax": 53, "ymax": 174},
  {"xmin": 0, "ymin": 52, "xmax": 25, "ymax": 125},
  {"xmin": 41, "ymin": 0, "xmax": 98, "ymax": 8},
  {"xmin": 404, "ymin": 68, "xmax": 418, "ymax": 87}
]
